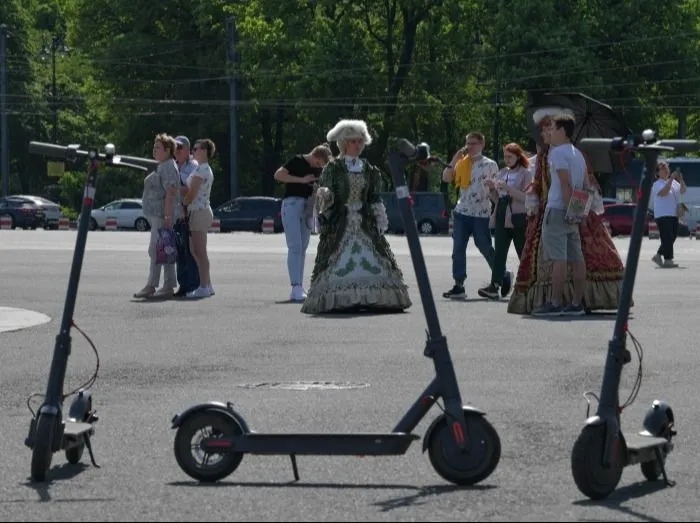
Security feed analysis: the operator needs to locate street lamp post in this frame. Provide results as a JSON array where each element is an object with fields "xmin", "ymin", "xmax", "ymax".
[{"xmin": 39, "ymin": 35, "xmax": 68, "ymax": 144}]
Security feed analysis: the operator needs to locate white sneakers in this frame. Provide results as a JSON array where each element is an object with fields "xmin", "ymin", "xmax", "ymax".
[
  {"xmin": 290, "ymin": 285, "xmax": 307, "ymax": 302},
  {"xmin": 186, "ymin": 285, "xmax": 215, "ymax": 299}
]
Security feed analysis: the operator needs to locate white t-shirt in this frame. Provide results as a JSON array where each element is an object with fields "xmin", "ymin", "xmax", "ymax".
[
  {"xmin": 179, "ymin": 157, "xmax": 198, "ymax": 185},
  {"xmin": 453, "ymin": 155, "xmax": 499, "ymax": 218},
  {"xmin": 652, "ymin": 179, "xmax": 682, "ymax": 218},
  {"xmin": 187, "ymin": 163, "xmax": 214, "ymax": 211},
  {"xmin": 546, "ymin": 144, "xmax": 587, "ymax": 210}
]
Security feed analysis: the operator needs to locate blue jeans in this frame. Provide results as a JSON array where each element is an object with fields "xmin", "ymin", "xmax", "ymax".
[
  {"xmin": 281, "ymin": 197, "xmax": 312, "ymax": 286},
  {"xmin": 451, "ymin": 212, "xmax": 497, "ymax": 283}
]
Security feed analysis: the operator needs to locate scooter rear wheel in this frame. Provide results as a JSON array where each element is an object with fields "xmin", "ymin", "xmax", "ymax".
[
  {"xmin": 641, "ymin": 455, "xmax": 664, "ymax": 481},
  {"xmin": 66, "ymin": 444, "xmax": 85, "ymax": 464},
  {"xmin": 174, "ymin": 409, "xmax": 245, "ymax": 482},
  {"xmin": 427, "ymin": 412, "xmax": 501, "ymax": 485},
  {"xmin": 571, "ymin": 424, "xmax": 624, "ymax": 500},
  {"xmin": 31, "ymin": 414, "xmax": 56, "ymax": 482}
]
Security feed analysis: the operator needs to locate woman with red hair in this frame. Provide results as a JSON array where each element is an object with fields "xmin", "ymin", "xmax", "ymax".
[
  {"xmin": 478, "ymin": 143, "xmax": 532, "ymax": 299},
  {"xmin": 507, "ymin": 108, "xmax": 625, "ymax": 314}
]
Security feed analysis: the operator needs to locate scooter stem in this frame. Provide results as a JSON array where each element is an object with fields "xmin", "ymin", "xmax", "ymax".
[
  {"xmin": 596, "ymin": 146, "xmax": 662, "ymax": 463},
  {"xmin": 41, "ymin": 157, "xmax": 100, "ymax": 409}
]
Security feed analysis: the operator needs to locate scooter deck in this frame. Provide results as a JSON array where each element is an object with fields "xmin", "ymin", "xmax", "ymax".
[
  {"xmin": 205, "ymin": 432, "xmax": 419, "ymax": 456},
  {"xmin": 63, "ymin": 421, "xmax": 94, "ymax": 437},
  {"xmin": 626, "ymin": 433, "xmax": 668, "ymax": 450},
  {"xmin": 625, "ymin": 433, "xmax": 670, "ymax": 465}
]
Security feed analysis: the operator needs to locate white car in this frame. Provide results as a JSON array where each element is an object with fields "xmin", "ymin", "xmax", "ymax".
[{"xmin": 89, "ymin": 198, "xmax": 151, "ymax": 231}]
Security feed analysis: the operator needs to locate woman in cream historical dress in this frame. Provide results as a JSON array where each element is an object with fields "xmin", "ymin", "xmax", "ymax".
[{"xmin": 301, "ymin": 119, "xmax": 412, "ymax": 314}]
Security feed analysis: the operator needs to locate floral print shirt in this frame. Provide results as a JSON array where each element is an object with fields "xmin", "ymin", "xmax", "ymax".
[{"xmin": 453, "ymin": 155, "xmax": 499, "ymax": 218}]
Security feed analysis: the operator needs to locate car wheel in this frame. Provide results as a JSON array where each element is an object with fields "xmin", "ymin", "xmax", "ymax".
[
  {"xmin": 134, "ymin": 217, "xmax": 150, "ymax": 232},
  {"xmin": 89, "ymin": 218, "xmax": 98, "ymax": 231},
  {"xmin": 418, "ymin": 220, "xmax": 436, "ymax": 235}
]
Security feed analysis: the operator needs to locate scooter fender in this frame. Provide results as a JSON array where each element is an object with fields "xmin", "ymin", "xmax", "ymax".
[
  {"xmin": 67, "ymin": 389, "xmax": 93, "ymax": 422},
  {"xmin": 583, "ymin": 415, "xmax": 605, "ymax": 427},
  {"xmin": 171, "ymin": 401, "xmax": 251, "ymax": 433},
  {"xmin": 421, "ymin": 405, "xmax": 486, "ymax": 453}
]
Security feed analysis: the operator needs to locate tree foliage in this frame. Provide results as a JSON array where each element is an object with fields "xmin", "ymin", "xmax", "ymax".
[{"xmin": 2, "ymin": 0, "xmax": 700, "ymax": 210}]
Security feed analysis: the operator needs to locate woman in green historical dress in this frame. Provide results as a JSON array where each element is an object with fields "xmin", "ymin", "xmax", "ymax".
[{"xmin": 301, "ymin": 119, "xmax": 412, "ymax": 314}]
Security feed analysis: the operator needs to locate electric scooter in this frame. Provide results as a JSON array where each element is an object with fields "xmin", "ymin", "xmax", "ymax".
[
  {"xmin": 171, "ymin": 139, "xmax": 501, "ymax": 485},
  {"xmin": 24, "ymin": 141, "xmax": 157, "ymax": 482},
  {"xmin": 571, "ymin": 130, "xmax": 699, "ymax": 500}
]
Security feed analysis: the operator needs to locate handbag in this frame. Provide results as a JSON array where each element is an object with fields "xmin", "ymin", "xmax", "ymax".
[
  {"xmin": 673, "ymin": 190, "xmax": 688, "ymax": 218},
  {"xmin": 155, "ymin": 227, "xmax": 178, "ymax": 264}
]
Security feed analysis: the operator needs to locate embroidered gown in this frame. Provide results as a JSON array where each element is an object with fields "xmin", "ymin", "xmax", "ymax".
[
  {"xmin": 301, "ymin": 158, "xmax": 412, "ymax": 314},
  {"xmin": 507, "ymin": 148, "xmax": 626, "ymax": 314}
]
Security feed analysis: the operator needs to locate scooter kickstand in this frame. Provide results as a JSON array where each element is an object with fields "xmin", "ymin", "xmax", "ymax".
[
  {"xmin": 290, "ymin": 454, "xmax": 300, "ymax": 482},
  {"xmin": 85, "ymin": 434, "xmax": 101, "ymax": 468},
  {"xmin": 655, "ymin": 447, "xmax": 675, "ymax": 487}
]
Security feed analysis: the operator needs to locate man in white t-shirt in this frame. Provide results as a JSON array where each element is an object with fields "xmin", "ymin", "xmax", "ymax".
[
  {"xmin": 532, "ymin": 115, "xmax": 588, "ymax": 317},
  {"xmin": 651, "ymin": 160, "xmax": 687, "ymax": 268}
]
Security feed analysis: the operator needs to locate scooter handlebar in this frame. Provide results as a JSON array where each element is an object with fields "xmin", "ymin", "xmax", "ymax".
[
  {"xmin": 578, "ymin": 138, "xmax": 626, "ymax": 151},
  {"xmin": 28, "ymin": 141, "xmax": 70, "ymax": 160},
  {"xmin": 656, "ymin": 140, "xmax": 700, "ymax": 153},
  {"xmin": 579, "ymin": 137, "xmax": 700, "ymax": 153},
  {"xmin": 29, "ymin": 141, "xmax": 158, "ymax": 171}
]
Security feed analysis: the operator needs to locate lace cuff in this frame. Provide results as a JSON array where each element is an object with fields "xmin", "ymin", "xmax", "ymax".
[
  {"xmin": 372, "ymin": 202, "xmax": 389, "ymax": 234},
  {"xmin": 315, "ymin": 187, "xmax": 335, "ymax": 214}
]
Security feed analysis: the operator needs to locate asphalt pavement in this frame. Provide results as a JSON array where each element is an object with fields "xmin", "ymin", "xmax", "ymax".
[{"xmin": 1, "ymin": 230, "xmax": 698, "ymax": 522}]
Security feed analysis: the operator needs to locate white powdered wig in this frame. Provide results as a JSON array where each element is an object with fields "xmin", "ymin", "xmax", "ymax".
[
  {"xmin": 326, "ymin": 119, "xmax": 373, "ymax": 145},
  {"xmin": 532, "ymin": 106, "xmax": 575, "ymax": 125}
]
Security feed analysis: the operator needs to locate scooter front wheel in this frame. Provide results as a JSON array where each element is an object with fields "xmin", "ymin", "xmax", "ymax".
[
  {"xmin": 571, "ymin": 424, "xmax": 624, "ymax": 500},
  {"xmin": 31, "ymin": 414, "xmax": 56, "ymax": 482},
  {"xmin": 174, "ymin": 408, "xmax": 245, "ymax": 482},
  {"xmin": 427, "ymin": 411, "xmax": 501, "ymax": 486}
]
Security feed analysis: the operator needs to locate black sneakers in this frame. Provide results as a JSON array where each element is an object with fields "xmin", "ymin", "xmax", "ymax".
[
  {"xmin": 477, "ymin": 283, "xmax": 500, "ymax": 300},
  {"xmin": 501, "ymin": 271, "xmax": 513, "ymax": 297},
  {"xmin": 443, "ymin": 285, "xmax": 466, "ymax": 300}
]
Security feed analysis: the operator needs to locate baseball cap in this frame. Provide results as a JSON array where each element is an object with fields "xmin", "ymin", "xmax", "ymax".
[{"xmin": 175, "ymin": 136, "xmax": 190, "ymax": 149}]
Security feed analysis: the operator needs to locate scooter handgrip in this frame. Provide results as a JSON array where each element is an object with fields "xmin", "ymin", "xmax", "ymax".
[
  {"xmin": 117, "ymin": 154, "xmax": 159, "ymax": 170},
  {"xmin": 28, "ymin": 141, "xmax": 69, "ymax": 159},
  {"xmin": 578, "ymin": 138, "xmax": 617, "ymax": 151},
  {"xmin": 396, "ymin": 138, "xmax": 417, "ymax": 159},
  {"xmin": 657, "ymin": 140, "xmax": 700, "ymax": 153}
]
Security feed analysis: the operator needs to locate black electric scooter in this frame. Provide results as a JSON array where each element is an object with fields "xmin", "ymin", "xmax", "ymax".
[
  {"xmin": 171, "ymin": 139, "xmax": 501, "ymax": 485},
  {"xmin": 24, "ymin": 141, "xmax": 157, "ymax": 482},
  {"xmin": 571, "ymin": 130, "xmax": 699, "ymax": 500}
]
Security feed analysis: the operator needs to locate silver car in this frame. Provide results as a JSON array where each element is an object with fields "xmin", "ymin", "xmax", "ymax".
[{"xmin": 14, "ymin": 195, "xmax": 63, "ymax": 229}]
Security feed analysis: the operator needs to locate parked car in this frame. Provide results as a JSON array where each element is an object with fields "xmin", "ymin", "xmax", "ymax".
[
  {"xmin": 0, "ymin": 195, "xmax": 46, "ymax": 229},
  {"xmin": 602, "ymin": 197, "xmax": 624, "ymax": 205},
  {"xmin": 10, "ymin": 195, "xmax": 63, "ymax": 229},
  {"xmin": 604, "ymin": 203, "xmax": 690, "ymax": 237},
  {"xmin": 88, "ymin": 198, "xmax": 151, "ymax": 231},
  {"xmin": 213, "ymin": 196, "xmax": 283, "ymax": 233},
  {"xmin": 603, "ymin": 203, "xmax": 651, "ymax": 236},
  {"xmin": 682, "ymin": 203, "xmax": 700, "ymax": 236},
  {"xmin": 381, "ymin": 191, "xmax": 450, "ymax": 235}
]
